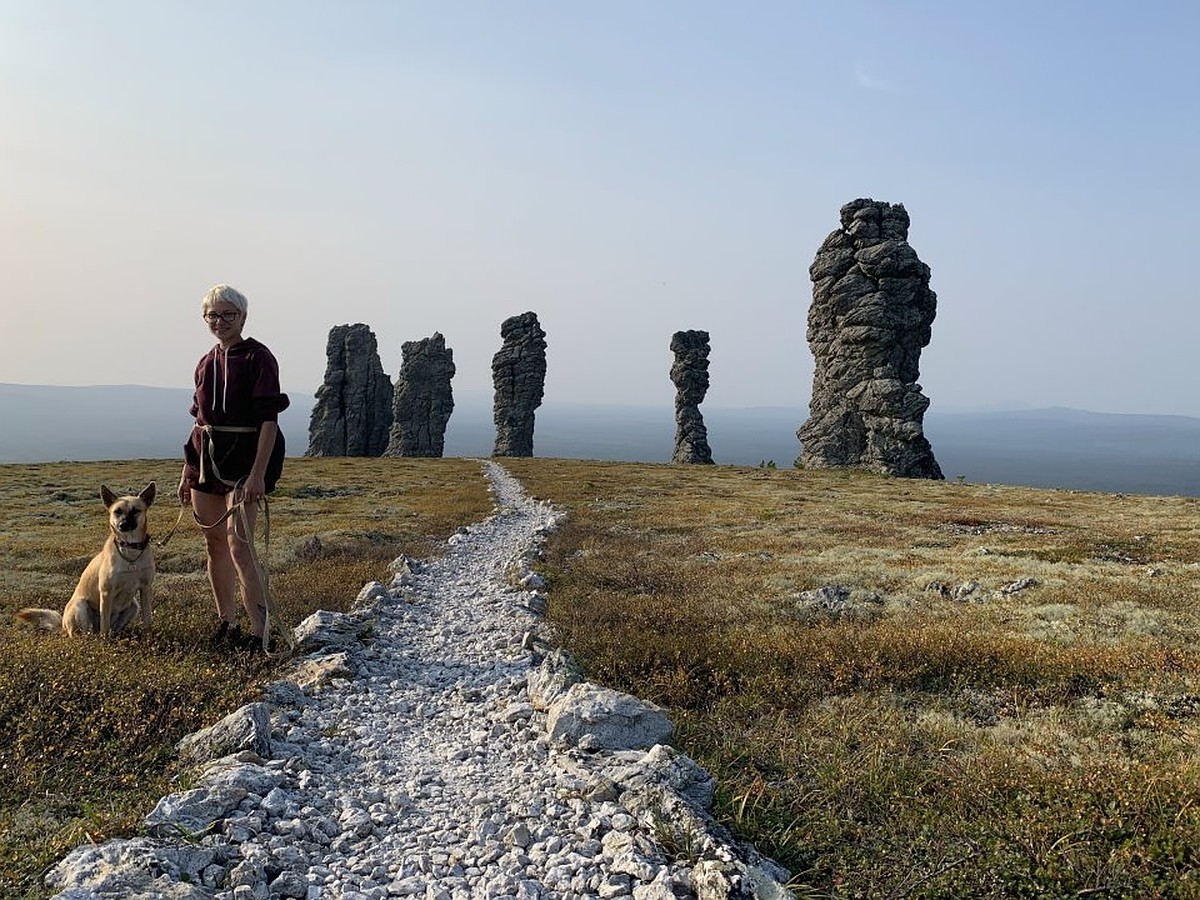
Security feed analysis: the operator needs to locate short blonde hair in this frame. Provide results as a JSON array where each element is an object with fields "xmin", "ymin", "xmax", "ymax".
[{"xmin": 201, "ymin": 284, "xmax": 249, "ymax": 314}]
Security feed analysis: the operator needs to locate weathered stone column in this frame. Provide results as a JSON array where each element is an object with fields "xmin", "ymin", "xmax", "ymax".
[
  {"xmin": 306, "ymin": 323, "xmax": 393, "ymax": 457},
  {"xmin": 491, "ymin": 312, "xmax": 547, "ymax": 458},
  {"xmin": 384, "ymin": 332, "xmax": 456, "ymax": 458},
  {"xmin": 797, "ymin": 198, "xmax": 943, "ymax": 479},
  {"xmin": 670, "ymin": 330, "xmax": 714, "ymax": 464}
]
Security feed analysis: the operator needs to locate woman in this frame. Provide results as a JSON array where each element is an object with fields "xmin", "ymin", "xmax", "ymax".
[{"xmin": 178, "ymin": 284, "xmax": 289, "ymax": 650}]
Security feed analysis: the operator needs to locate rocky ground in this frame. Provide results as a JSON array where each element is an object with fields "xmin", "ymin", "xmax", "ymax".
[{"xmin": 47, "ymin": 462, "xmax": 792, "ymax": 900}]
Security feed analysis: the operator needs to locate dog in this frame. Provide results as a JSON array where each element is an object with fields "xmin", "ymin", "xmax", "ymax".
[{"xmin": 16, "ymin": 482, "xmax": 156, "ymax": 637}]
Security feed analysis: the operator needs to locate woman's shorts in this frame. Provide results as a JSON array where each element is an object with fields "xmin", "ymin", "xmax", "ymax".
[{"xmin": 184, "ymin": 426, "xmax": 285, "ymax": 496}]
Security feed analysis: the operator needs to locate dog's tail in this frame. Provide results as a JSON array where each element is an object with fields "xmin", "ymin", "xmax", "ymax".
[{"xmin": 14, "ymin": 608, "xmax": 63, "ymax": 632}]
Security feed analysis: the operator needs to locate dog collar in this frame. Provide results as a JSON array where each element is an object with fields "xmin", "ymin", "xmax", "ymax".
[{"xmin": 112, "ymin": 531, "xmax": 152, "ymax": 564}]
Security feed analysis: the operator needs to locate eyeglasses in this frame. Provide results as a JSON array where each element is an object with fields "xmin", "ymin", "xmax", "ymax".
[{"xmin": 203, "ymin": 310, "xmax": 240, "ymax": 324}]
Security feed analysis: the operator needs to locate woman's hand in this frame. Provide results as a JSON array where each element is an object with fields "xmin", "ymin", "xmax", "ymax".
[
  {"xmin": 241, "ymin": 471, "xmax": 267, "ymax": 506},
  {"xmin": 177, "ymin": 475, "xmax": 191, "ymax": 506}
]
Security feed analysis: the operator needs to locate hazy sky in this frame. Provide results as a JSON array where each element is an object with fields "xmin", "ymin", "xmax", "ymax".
[{"xmin": 3, "ymin": 1, "xmax": 1198, "ymax": 414}]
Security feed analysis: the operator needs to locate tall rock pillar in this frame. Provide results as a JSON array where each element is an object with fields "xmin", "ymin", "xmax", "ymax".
[
  {"xmin": 670, "ymin": 330, "xmax": 714, "ymax": 464},
  {"xmin": 491, "ymin": 312, "xmax": 547, "ymax": 458},
  {"xmin": 384, "ymin": 332, "xmax": 456, "ymax": 458},
  {"xmin": 306, "ymin": 323, "xmax": 394, "ymax": 457},
  {"xmin": 797, "ymin": 199, "xmax": 943, "ymax": 479}
]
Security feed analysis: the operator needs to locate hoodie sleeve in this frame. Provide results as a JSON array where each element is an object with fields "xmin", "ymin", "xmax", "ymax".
[
  {"xmin": 250, "ymin": 345, "xmax": 290, "ymax": 422},
  {"xmin": 189, "ymin": 353, "xmax": 207, "ymax": 419}
]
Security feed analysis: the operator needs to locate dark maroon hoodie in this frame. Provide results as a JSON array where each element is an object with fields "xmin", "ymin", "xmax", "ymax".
[
  {"xmin": 189, "ymin": 337, "xmax": 289, "ymax": 426},
  {"xmin": 183, "ymin": 337, "xmax": 290, "ymax": 490}
]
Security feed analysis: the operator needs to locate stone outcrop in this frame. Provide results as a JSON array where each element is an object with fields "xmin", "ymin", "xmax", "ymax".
[
  {"xmin": 144, "ymin": 758, "xmax": 285, "ymax": 839},
  {"xmin": 491, "ymin": 312, "xmax": 547, "ymax": 457},
  {"xmin": 798, "ymin": 198, "xmax": 943, "ymax": 479},
  {"xmin": 384, "ymin": 332, "xmax": 456, "ymax": 458},
  {"xmin": 306, "ymin": 324, "xmax": 394, "ymax": 457},
  {"xmin": 177, "ymin": 703, "xmax": 271, "ymax": 766},
  {"xmin": 669, "ymin": 330, "xmax": 714, "ymax": 464},
  {"xmin": 546, "ymin": 682, "xmax": 674, "ymax": 752},
  {"xmin": 45, "ymin": 838, "xmax": 216, "ymax": 899},
  {"xmin": 527, "ymin": 647, "xmax": 585, "ymax": 711}
]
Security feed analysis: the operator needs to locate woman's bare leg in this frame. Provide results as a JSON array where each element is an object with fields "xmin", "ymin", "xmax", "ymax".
[
  {"xmin": 227, "ymin": 500, "xmax": 267, "ymax": 638},
  {"xmin": 192, "ymin": 490, "xmax": 238, "ymax": 625}
]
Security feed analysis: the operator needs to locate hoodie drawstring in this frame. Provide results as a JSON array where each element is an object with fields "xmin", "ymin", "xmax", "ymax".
[{"xmin": 211, "ymin": 346, "xmax": 230, "ymax": 415}]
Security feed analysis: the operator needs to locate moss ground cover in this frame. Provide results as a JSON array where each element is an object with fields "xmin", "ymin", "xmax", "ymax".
[{"xmin": 5, "ymin": 455, "xmax": 1200, "ymax": 898}]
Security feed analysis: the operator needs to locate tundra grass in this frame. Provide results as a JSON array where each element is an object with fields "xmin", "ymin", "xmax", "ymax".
[
  {"xmin": 7, "ymin": 456, "xmax": 1200, "ymax": 898},
  {"xmin": 0, "ymin": 457, "xmax": 493, "ymax": 899},
  {"xmin": 505, "ymin": 458, "xmax": 1200, "ymax": 899}
]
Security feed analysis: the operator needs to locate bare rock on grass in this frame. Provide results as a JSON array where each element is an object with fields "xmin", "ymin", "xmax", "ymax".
[
  {"xmin": 792, "ymin": 584, "xmax": 884, "ymax": 622},
  {"xmin": 670, "ymin": 330, "xmax": 714, "ymax": 465},
  {"xmin": 954, "ymin": 580, "xmax": 980, "ymax": 599},
  {"xmin": 46, "ymin": 838, "xmax": 214, "ymax": 899},
  {"xmin": 528, "ymin": 648, "xmax": 585, "ymax": 711},
  {"xmin": 177, "ymin": 702, "xmax": 271, "ymax": 765},
  {"xmin": 354, "ymin": 580, "xmax": 390, "ymax": 611},
  {"xmin": 1002, "ymin": 577, "xmax": 1039, "ymax": 595},
  {"xmin": 260, "ymin": 678, "xmax": 309, "ymax": 710},
  {"xmin": 695, "ymin": 857, "xmax": 794, "ymax": 900},
  {"xmin": 145, "ymin": 760, "xmax": 284, "ymax": 838},
  {"xmin": 547, "ymin": 682, "xmax": 673, "ymax": 751},
  {"xmin": 604, "ymin": 743, "xmax": 716, "ymax": 811},
  {"xmin": 385, "ymin": 331, "xmax": 456, "ymax": 457},
  {"xmin": 555, "ymin": 742, "xmax": 793, "ymax": 899},
  {"xmin": 293, "ymin": 609, "xmax": 372, "ymax": 652},
  {"xmin": 293, "ymin": 650, "xmax": 356, "ymax": 691}
]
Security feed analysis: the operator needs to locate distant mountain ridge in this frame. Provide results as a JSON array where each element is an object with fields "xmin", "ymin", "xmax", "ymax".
[{"xmin": 1, "ymin": 384, "xmax": 1198, "ymax": 497}]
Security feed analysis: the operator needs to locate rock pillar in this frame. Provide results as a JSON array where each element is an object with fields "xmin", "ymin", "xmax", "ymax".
[
  {"xmin": 670, "ymin": 330, "xmax": 714, "ymax": 464},
  {"xmin": 306, "ymin": 323, "xmax": 393, "ymax": 457},
  {"xmin": 797, "ymin": 199, "xmax": 942, "ymax": 478},
  {"xmin": 491, "ymin": 312, "xmax": 547, "ymax": 458},
  {"xmin": 384, "ymin": 333, "xmax": 456, "ymax": 458}
]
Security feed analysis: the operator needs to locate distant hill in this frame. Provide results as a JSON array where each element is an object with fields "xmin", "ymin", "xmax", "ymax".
[
  {"xmin": 924, "ymin": 407, "xmax": 1200, "ymax": 497},
  {"xmin": 1, "ymin": 384, "xmax": 1198, "ymax": 497}
]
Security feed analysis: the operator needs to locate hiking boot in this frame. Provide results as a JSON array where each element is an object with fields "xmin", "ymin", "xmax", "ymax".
[
  {"xmin": 236, "ymin": 628, "xmax": 267, "ymax": 653},
  {"xmin": 210, "ymin": 619, "xmax": 236, "ymax": 645}
]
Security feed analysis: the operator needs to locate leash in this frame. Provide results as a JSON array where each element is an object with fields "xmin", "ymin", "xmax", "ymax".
[
  {"xmin": 154, "ymin": 424, "xmax": 249, "ymax": 549},
  {"xmin": 236, "ymin": 491, "xmax": 296, "ymax": 656},
  {"xmin": 155, "ymin": 504, "xmax": 188, "ymax": 549},
  {"xmin": 193, "ymin": 481, "xmax": 295, "ymax": 657}
]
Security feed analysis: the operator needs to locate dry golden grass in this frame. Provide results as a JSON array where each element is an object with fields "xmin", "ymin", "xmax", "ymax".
[
  {"xmin": 505, "ymin": 458, "xmax": 1200, "ymax": 898},
  {"xmin": 0, "ymin": 457, "xmax": 493, "ymax": 898}
]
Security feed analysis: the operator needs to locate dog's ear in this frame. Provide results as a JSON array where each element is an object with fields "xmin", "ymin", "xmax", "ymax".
[
  {"xmin": 140, "ymin": 482, "xmax": 157, "ymax": 507},
  {"xmin": 100, "ymin": 485, "xmax": 117, "ymax": 508}
]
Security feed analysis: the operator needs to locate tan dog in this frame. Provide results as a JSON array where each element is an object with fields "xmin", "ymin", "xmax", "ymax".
[{"xmin": 16, "ymin": 483, "xmax": 156, "ymax": 637}]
